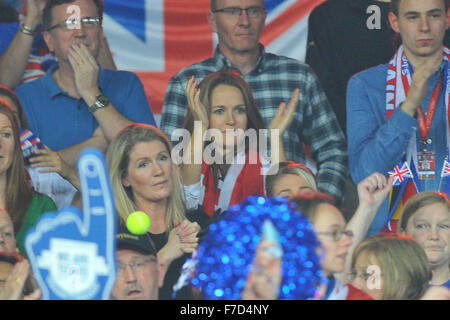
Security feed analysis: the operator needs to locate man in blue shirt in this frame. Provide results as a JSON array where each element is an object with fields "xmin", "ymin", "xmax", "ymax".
[
  {"xmin": 347, "ymin": 0, "xmax": 449, "ymax": 235},
  {"xmin": 16, "ymin": 0, "xmax": 155, "ymax": 167}
]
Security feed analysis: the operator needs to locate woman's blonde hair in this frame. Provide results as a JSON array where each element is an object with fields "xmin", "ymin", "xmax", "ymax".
[
  {"xmin": 265, "ymin": 161, "xmax": 317, "ymax": 196},
  {"xmin": 106, "ymin": 123, "xmax": 186, "ymax": 232},
  {"xmin": 351, "ymin": 235, "xmax": 431, "ymax": 300}
]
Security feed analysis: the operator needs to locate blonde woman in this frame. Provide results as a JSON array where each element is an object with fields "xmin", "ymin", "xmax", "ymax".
[
  {"xmin": 265, "ymin": 161, "xmax": 317, "ymax": 197},
  {"xmin": 106, "ymin": 123, "xmax": 209, "ymax": 299},
  {"xmin": 351, "ymin": 234, "xmax": 431, "ymax": 300}
]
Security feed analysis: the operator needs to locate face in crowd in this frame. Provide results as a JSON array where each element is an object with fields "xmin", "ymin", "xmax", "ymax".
[
  {"xmin": 112, "ymin": 248, "xmax": 164, "ymax": 300},
  {"xmin": 0, "ymin": 108, "xmax": 15, "ymax": 183},
  {"xmin": 290, "ymin": 194, "xmax": 353, "ymax": 278},
  {"xmin": 266, "ymin": 162, "xmax": 317, "ymax": 197},
  {"xmin": 122, "ymin": 139, "xmax": 174, "ymax": 206},
  {"xmin": 44, "ymin": 0, "xmax": 103, "ymax": 64},
  {"xmin": 0, "ymin": 209, "xmax": 16, "ymax": 253},
  {"xmin": 313, "ymin": 203, "xmax": 353, "ymax": 277},
  {"xmin": 208, "ymin": 0, "xmax": 267, "ymax": 56},
  {"xmin": 389, "ymin": 0, "xmax": 449, "ymax": 61},
  {"xmin": 351, "ymin": 235, "xmax": 431, "ymax": 300},
  {"xmin": 400, "ymin": 192, "xmax": 450, "ymax": 271},
  {"xmin": 208, "ymin": 84, "xmax": 248, "ymax": 151}
]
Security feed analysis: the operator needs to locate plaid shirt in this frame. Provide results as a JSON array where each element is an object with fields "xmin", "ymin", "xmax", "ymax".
[{"xmin": 161, "ymin": 45, "xmax": 348, "ymax": 205}]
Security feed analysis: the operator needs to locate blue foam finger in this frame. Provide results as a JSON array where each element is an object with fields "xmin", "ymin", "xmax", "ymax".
[
  {"xmin": 261, "ymin": 219, "xmax": 283, "ymax": 259},
  {"xmin": 25, "ymin": 148, "xmax": 117, "ymax": 300}
]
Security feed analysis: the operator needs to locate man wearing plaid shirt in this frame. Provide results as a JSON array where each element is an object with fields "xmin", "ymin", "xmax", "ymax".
[{"xmin": 160, "ymin": 0, "xmax": 348, "ymax": 205}]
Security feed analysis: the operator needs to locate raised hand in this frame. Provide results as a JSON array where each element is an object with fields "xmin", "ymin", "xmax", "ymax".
[
  {"xmin": 0, "ymin": 259, "xmax": 30, "ymax": 300},
  {"xmin": 241, "ymin": 240, "xmax": 282, "ymax": 300},
  {"xmin": 25, "ymin": 149, "xmax": 117, "ymax": 300},
  {"xmin": 357, "ymin": 172, "xmax": 393, "ymax": 210},
  {"xmin": 402, "ymin": 50, "xmax": 443, "ymax": 117},
  {"xmin": 175, "ymin": 220, "xmax": 201, "ymax": 254},
  {"xmin": 269, "ymin": 88, "xmax": 300, "ymax": 135},
  {"xmin": 25, "ymin": 0, "xmax": 47, "ymax": 29},
  {"xmin": 68, "ymin": 42, "xmax": 101, "ymax": 105},
  {"xmin": 186, "ymin": 76, "xmax": 209, "ymax": 129},
  {"xmin": 158, "ymin": 220, "xmax": 200, "ymax": 269},
  {"xmin": 29, "ymin": 145, "xmax": 80, "ymax": 189}
]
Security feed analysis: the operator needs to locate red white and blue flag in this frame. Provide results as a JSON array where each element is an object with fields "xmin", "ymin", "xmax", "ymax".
[
  {"xmin": 388, "ymin": 162, "xmax": 413, "ymax": 186},
  {"xmin": 442, "ymin": 159, "xmax": 450, "ymax": 178},
  {"xmin": 102, "ymin": 0, "xmax": 325, "ymax": 121}
]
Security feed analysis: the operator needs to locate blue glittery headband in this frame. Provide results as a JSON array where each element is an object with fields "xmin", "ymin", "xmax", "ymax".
[{"xmin": 190, "ymin": 196, "xmax": 326, "ymax": 300}]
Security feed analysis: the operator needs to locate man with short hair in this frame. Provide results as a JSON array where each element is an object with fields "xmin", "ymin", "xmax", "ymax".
[
  {"xmin": 15, "ymin": 0, "xmax": 155, "ymax": 168},
  {"xmin": 161, "ymin": 0, "xmax": 348, "ymax": 205},
  {"xmin": 347, "ymin": 0, "xmax": 450, "ymax": 234},
  {"xmin": 111, "ymin": 229, "xmax": 165, "ymax": 300}
]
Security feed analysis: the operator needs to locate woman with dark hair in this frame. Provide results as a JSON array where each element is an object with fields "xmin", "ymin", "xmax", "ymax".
[
  {"xmin": 0, "ymin": 85, "xmax": 79, "ymax": 209},
  {"xmin": 399, "ymin": 191, "xmax": 450, "ymax": 288},
  {"xmin": 182, "ymin": 69, "xmax": 299, "ymax": 216},
  {"xmin": 0, "ymin": 85, "xmax": 30, "ymax": 130},
  {"xmin": 0, "ymin": 103, "xmax": 56, "ymax": 255}
]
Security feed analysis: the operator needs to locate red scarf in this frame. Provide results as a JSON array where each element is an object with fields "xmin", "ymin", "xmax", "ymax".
[
  {"xmin": 383, "ymin": 45, "xmax": 450, "ymax": 234},
  {"xmin": 201, "ymin": 150, "xmax": 265, "ymax": 216}
]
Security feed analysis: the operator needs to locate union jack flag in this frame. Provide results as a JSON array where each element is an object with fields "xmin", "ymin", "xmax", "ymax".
[
  {"xmin": 388, "ymin": 162, "xmax": 413, "ymax": 186},
  {"xmin": 103, "ymin": 0, "xmax": 326, "ymax": 122},
  {"xmin": 442, "ymin": 159, "xmax": 450, "ymax": 178}
]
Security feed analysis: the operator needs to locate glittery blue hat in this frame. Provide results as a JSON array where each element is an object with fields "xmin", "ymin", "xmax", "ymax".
[{"xmin": 191, "ymin": 196, "xmax": 325, "ymax": 300}]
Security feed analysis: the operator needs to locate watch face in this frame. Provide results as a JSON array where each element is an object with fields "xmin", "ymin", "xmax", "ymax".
[{"xmin": 97, "ymin": 95, "xmax": 109, "ymax": 107}]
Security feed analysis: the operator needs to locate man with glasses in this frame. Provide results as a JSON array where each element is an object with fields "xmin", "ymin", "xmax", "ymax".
[
  {"xmin": 0, "ymin": 0, "xmax": 116, "ymax": 89},
  {"xmin": 15, "ymin": 0, "xmax": 156, "ymax": 170},
  {"xmin": 111, "ymin": 228, "xmax": 166, "ymax": 300},
  {"xmin": 161, "ymin": 0, "xmax": 348, "ymax": 207}
]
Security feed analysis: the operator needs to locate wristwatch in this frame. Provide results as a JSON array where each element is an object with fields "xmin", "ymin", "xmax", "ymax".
[
  {"xmin": 88, "ymin": 94, "xmax": 110, "ymax": 113},
  {"xmin": 20, "ymin": 24, "xmax": 34, "ymax": 36}
]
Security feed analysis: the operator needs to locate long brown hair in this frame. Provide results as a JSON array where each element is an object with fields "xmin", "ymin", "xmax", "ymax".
[
  {"xmin": 0, "ymin": 85, "xmax": 30, "ymax": 130},
  {"xmin": 184, "ymin": 69, "xmax": 265, "ymax": 136},
  {"xmin": 0, "ymin": 103, "xmax": 33, "ymax": 233},
  {"xmin": 184, "ymin": 69, "xmax": 265, "ymax": 186}
]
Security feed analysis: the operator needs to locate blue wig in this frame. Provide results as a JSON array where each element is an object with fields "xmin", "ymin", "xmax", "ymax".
[{"xmin": 191, "ymin": 196, "xmax": 325, "ymax": 300}]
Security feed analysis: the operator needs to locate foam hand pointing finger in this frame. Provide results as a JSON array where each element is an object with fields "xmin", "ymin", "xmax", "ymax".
[{"xmin": 25, "ymin": 149, "xmax": 117, "ymax": 300}]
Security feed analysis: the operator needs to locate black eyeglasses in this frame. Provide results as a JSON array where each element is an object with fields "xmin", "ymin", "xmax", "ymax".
[
  {"xmin": 212, "ymin": 7, "xmax": 266, "ymax": 19},
  {"xmin": 316, "ymin": 229, "xmax": 354, "ymax": 242},
  {"xmin": 47, "ymin": 17, "xmax": 101, "ymax": 32}
]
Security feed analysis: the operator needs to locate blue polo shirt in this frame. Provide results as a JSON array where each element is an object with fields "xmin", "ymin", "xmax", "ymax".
[{"xmin": 16, "ymin": 63, "xmax": 156, "ymax": 151}]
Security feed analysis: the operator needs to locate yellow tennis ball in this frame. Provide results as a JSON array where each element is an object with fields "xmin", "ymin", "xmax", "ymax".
[{"xmin": 126, "ymin": 211, "xmax": 151, "ymax": 235}]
